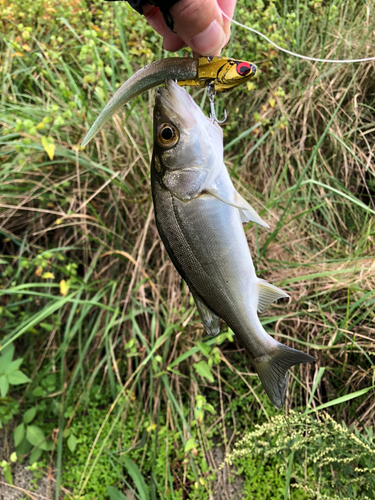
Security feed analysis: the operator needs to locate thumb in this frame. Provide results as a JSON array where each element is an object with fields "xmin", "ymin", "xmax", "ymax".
[{"xmin": 170, "ymin": 0, "xmax": 227, "ymax": 56}]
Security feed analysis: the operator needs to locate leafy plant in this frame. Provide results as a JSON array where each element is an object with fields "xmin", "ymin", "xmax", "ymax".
[
  {"xmin": 0, "ymin": 452, "xmax": 17, "ymax": 485},
  {"xmin": 0, "ymin": 344, "xmax": 31, "ymax": 400},
  {"xmin": 225, "ymin": 411, "xmax": 375, "ymax": 499},
  {"xmin": 14, "ymin": 409, "xmax": 54, "ymax": 464},
  {"xmin": 0, "ymin": 344, "xmax": 30, "ymax": 431}
]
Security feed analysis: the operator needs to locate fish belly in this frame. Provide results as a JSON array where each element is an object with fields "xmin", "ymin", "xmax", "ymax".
[
  {"xmin": 152, "ymin": 178, "xmax": 315, "ymax": 410},
  {"xmin": 152, "ymin": 179, "xmax": 269, "ymax": 357}
]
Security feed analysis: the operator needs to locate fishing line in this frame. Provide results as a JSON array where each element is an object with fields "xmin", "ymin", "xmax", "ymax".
[{"xmin": 222, "ymin": 12, "xmax": 375, "ymax": 64}]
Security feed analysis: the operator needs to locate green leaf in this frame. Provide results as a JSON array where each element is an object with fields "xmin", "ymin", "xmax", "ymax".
[
  {"xmin": 184, "ymin": 437, "xmax": 197, "ymax": 453},
  {"xmin": 16, "ymin": 436, "xmax": 32, "ymax": 457},
  {"xmin": 204, "ymin": 403, "xmax": 215, "ymax": 415},
  {"xmin": 23, "ymin": 407, "xmax": 37, "ymax": 424},
  {"xmin": 39, "ymin": 440, "xmax": 53, "ymax": 451},
  {"xmin": 67, "ymin": 434, "xmax": 77, "ymax": 453},
  {"xmin": 3, "ymin": 358, "xmax": 23, "ymax": 375},
  {"xmin": 284, "ymin": 451, "xmax": 295, "ymax": 500},
  {"xmin": 106, "ymin": 486, "xmax": 129, "ymax": 500},
  {"xmin": 0, "ymin": 375, "xmax": 9, "ymax": 397},
  {"xmin": 193, "ymin": 361, "xmax": 214, "ymax": 383},
  {"xmin": 26, "ymin": 425, "xmax": 45, "ymax": 447},
  {"xmin": 32, "ymin": 387, "xmax": 45, "ymax": 397},
  {"xmin": 305, "ymin": 386, "xmax": 375, "ymax": 414},
  {"xmin": 1, "ymin": 463, "xmax": 13, "ymax": 485},
  {"xmin": 167, "ymin": 335, "xmax": 218, "ymax": 370},
  {"xmin": 95, "ymin": 86, "xmax": 105, "ymax": 101},
  {"xmin": 0, "ymin": 343, "xmax": 15, "ymax": 367},
  {"xmin": 8, "ymin": 371, "xmax": 31, "ymax": 385},
  {"xmin": 197, "ymin": 342, "xmax": 211, "ymax": 357},
  {"xmin": 122, "ymin": 457, "xmax": 150, "ymax": 500},
  {"xmin": 40, "ymin": 322, "xmax": 54, "ymax": 332},
  {"xmin": 14, "ymin": 423, "xmax": 25, "ymax": 447},
  {"xmin": 29, "ymin": 447, "xmax": 43, "ymax": 464}
]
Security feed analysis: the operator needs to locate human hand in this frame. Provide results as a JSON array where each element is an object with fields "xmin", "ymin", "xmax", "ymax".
[{"xmin": 143, "ymin": 0, "xmax": 237, "ymax": 57}]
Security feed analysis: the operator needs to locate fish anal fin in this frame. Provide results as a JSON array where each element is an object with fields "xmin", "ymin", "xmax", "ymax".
[
  {"xmin": 257, "ymin": 279, "xmax": 289, "ymax": 314},
  {"xmin": 252, "ymin": 342, "xmax": 315, "ymax": 409},
  {"xmin": 205, "ymin": 187, "xmax": 269, "ymax": 228},
  {"xmin": 192, "ymin": 292, "xmax": 221, "ymax": 337}
]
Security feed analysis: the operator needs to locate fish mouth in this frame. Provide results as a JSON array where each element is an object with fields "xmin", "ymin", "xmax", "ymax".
[{"xmin": 156, "ymin": 80, "xmax": 203, "ymax": 129}]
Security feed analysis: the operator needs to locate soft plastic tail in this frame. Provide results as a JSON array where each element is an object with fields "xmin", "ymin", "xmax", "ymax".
[{"xmin": 252, "ymin": 342, "xmax": 315, "ymax": 410}]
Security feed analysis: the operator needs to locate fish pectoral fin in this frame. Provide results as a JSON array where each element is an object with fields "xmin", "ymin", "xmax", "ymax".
[
  {"xmin": 252, "ymin": 343, "xmax": 315, "ymax": 410},
  {"xmin": 192, "ymin": 291, "xmax": 221, "ymax": 337},
  {"xmin": 205, "ymin": 187, "xmax": 269, "ymax": 228},
  {"xmin": 257, "ymin": 279, "xmax": 289, "ymax": 314}
]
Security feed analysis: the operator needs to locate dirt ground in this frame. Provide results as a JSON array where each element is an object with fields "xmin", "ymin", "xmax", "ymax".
[
  {"xmin": 0, "ymin": 466, "xmax": 55, "ymax": 500},
  {"xmin": 0, "ymin": 428, "xmax": 55, "ymax": 500}
]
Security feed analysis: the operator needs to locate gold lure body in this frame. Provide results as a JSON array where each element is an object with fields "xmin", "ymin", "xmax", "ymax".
[{"xmin": 178, "ymin": 56, "xmax": 256, "ymax": 92}]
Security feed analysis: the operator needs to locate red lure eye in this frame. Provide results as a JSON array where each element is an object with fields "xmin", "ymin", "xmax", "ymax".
[{"xmin": 236, "ymin": 62, "xmax": 251, "ymax": 76}]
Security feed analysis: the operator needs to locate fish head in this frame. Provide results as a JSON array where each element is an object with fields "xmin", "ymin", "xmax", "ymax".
[{"xmin": 152, "ymin": 80, "xmax": 223, "ymax": 176}]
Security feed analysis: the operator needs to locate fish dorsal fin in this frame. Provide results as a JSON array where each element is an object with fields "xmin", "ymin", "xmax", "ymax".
[
  {"xmin": 257, "ymin": 279, "xmax": 289, "ymax": 313},
  {"xmin": 192, "ymin": 291, "xmax": 221, "ymax": 337}
]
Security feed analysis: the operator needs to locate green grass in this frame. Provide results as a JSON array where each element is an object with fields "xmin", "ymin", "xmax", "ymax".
[{"xmin": 0, "ymin": 0, "xmax": 375, "ymax": 499}]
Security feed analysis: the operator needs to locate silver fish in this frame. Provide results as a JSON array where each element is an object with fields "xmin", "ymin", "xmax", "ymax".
[{"xmin": 151, "ymin": 80, "xmax": 315, "ymax": 409}]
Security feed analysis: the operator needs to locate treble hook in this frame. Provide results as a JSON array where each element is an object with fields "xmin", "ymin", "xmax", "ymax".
[{"xmin": 206, "ymin": 84, "xmax": 227, "ymax": 124}]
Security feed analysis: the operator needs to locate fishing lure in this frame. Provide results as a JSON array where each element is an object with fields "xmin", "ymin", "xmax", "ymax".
[{"xmin": 81, "ymin": 56, "xmax": 256, "ymax": 147}]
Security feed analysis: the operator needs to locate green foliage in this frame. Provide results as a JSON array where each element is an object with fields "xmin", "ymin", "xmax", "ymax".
[
  {"xmin": 25, "ymin": 460, "xmax": 47, "ymax": 491},
  {"xmin": 121, "ymin": 457, "xmax": 150, "ymax": 500},
  {"xmin": 61, "ymin": 401, "xmax": 126, "ymax": 499},
  {"xmin": 0, "ymin": 343, "xmax": 59, "ymax": 464},
  {"xmin": 0, "ymin": 344, "xmax": 30, "ymax": 431},
  {"xmin": 0, "ymin": 344, "xmax": 30, "ymax": 398},
  {"xmin": 107, "ymin": 486, "xmax": 129, "ymax": 500},
  {"xmin": 193, "ymin": 360, "xmax": 214, "ymax": 383},
  {"xmin": 0, "ymin": 462, "xmax": 12, "ymax": 484},
  {"xmin": 12, "ymin": 374, "xmax": 56, "ymax": 463},
  {"xmin": 239, "ymin": 454, "xmax": 292, "ymax": 499},
  {"xmin": 225, "ymin": 411, "xmax": 375, "ymax": 499}
]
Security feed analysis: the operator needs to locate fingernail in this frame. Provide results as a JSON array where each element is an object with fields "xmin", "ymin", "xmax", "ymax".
[{"xmin": 190, "ymin": 20, "xmax": 226, "ymax": 56}]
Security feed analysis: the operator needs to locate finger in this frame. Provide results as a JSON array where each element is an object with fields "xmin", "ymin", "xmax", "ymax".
[
  {"xmin": 170, "ymin": 0, "xmax": 226, "ymax": 56},
  {"xmin": 163, "ymin": 30, "xmax": 186, "ymax": 52},
  {"xmin": 143, "ymin": 4, "xmax": 186, "ymax": 52},
  {"xmin": 217, "ymin": 0, "xmax": 237, "ymax": 45},
  {"xmin": 143, "ymin": 4, "xmax": 166, "ymax": 36}
]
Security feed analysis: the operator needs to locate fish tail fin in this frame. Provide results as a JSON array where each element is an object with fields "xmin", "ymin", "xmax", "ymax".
[{"xmin": 252, "ymin": 342, "xmax": 315, "ymax": 410}]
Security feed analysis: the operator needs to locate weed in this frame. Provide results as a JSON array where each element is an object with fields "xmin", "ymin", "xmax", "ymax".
[{"xmin": 225, "ymin": 411, "xmax": 375, "ymax": 499}]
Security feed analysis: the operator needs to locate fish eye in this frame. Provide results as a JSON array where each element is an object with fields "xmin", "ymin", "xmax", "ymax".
[
  {"xmin": 157, "ymin": 123, "xmax": 179, "ymax": 148},
  {"xmin": 236, "ymin": 62, "xmax": 252, "ymax": 76}
]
